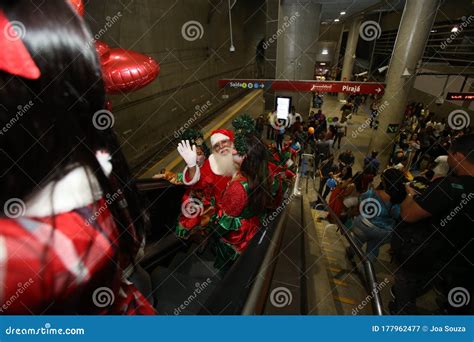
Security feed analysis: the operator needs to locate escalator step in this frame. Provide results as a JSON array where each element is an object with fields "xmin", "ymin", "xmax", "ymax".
[{"xmin": 151, "ymin": 266, "xmax": 217, "ymax": 315}]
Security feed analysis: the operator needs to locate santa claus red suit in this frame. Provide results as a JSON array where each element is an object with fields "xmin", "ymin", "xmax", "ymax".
[{"xmin": 177, "ymin": 129, "xmax": 236, "ymax": 226}]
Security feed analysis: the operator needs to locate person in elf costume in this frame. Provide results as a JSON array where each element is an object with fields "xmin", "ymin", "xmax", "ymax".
[
  {"xmin": 213, "ymin": 132, "xmax": 271, "ymax": 271},
  {"xmin": 266, "ymin": 142, "xmax": 296, "ymax": 207}
]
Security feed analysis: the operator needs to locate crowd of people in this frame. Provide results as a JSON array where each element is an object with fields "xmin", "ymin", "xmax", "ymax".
[
  {"xmin": 285, "ymin": 96, "xmax": 473, "ymax": 315},
  {"xmin": 0, "ymin": 0, "xmax": 471, "ymax": 317}
]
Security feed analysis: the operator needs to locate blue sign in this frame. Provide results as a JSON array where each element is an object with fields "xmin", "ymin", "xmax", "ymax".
[{"xmin": 0, "ymin": 316, "xmax": 473, "ymax": 342}]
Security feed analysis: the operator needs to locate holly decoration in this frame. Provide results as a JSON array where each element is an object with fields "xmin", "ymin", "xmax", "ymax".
[
  {"xmin": 232, "ymin": 115, "xmax": 256, "ymax": 155},
  {"xmin": 181, "ymin": 128, "xmax": 210, "ymax": 157}
]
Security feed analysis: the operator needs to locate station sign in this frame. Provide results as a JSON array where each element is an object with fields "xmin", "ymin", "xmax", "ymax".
[
  {"xmin": 446, "ymin": 92, "xmax": 474, "ymax": 101},
  {"xmin": 218, "ymin": 79, "xmax": 385, "ymax": 95}
]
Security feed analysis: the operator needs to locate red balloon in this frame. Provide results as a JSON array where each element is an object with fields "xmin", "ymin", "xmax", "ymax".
[
  {"xmin": 102, "ymin": 49, "xmax": 160, "ymax": 94},
  {"xmin": 68, "ymin": 0, "xmax": 84, "ymax": 16},
  {"xmin": 95, "ymin": 40, "xmax": 111, "ymax": 63}
]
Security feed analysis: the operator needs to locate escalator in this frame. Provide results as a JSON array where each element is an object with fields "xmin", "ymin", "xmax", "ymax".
[{"xmin": 135, "ymin": 176, "xmax": 301, "ymax": 315}]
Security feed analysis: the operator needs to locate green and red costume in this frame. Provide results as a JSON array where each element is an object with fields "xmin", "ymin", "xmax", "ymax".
[{"xmin": 214, "ymin": 174, "xmax": 262, "ymax": 270}]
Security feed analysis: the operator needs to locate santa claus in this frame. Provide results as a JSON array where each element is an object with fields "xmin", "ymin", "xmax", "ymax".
[{"xmin": 177, "ymin": 129, "xmax": 236, "ymax": 209}]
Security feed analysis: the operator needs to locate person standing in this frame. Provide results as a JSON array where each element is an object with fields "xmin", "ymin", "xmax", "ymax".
[
  {"xmin": 332, "ymin": 117, "xmax": 347, "ymax": 149},
  {"xmin": 391, "ymin": 134, "xmax": 474, "ymax": 315},
  {"xmin": 340, "ymin": 98, "xmax": 354, "ymax": 123},
  {"xmin": 214, "ymin": 135, "xmax": 270, "ymax": 271}
]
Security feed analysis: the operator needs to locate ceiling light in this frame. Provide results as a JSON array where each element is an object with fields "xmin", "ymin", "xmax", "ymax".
[
  {"xmin": 340, "ymin": 11, "xmax": 346, "ymax": 15},
  {"xmin": 320, "ymin": 62, "xmax": 326, "ymax": 65},
  {"xmin": 321, "ymin": 49, "xmax": 329, "ymax": 55},
  {"xmin": 451, "ymin": 26, "xmax": 458, "ymax": 32},
  {"xmin": 334, "ymin": 18, "xmax": 340, "ymax": 22}
]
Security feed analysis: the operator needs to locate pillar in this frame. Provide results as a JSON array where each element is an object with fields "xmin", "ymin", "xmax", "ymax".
[
  {"xmin": 368, "ymin": 0, "xmax": 440, "ymax": 166},
  {"xmin": 338, "ymin": 17, "xmax": 363, "ymax": 101},
  {"xmin": 274, "ymin": 0, "xmax": 322, "ymax": 115},
  {"xmin": 263, "ymin": 0, "xmax": 280, "ymax": 111}
]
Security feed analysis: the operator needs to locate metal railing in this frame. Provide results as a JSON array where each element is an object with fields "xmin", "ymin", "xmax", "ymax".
[{"xmin": 302, "ymin": 154, "xmax": 384, "ymax": 315}]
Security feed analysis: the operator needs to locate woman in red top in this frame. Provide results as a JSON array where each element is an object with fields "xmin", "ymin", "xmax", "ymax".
[
  {"xmin": 214, "ymin": 135, "xmax": 271, "ymax": 271},
  {"xmin": 0, "ymin": 0, "xmax": 153, "ymax": 314}
]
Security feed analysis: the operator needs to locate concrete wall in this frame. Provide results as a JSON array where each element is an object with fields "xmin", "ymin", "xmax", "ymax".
[
  {"xmin": 85, "ymin": 0, "xmax": 265, "ymax": 167},
  {"xmin": 410, "ymin": 73, "xmax": 474, "ymax": 124}
]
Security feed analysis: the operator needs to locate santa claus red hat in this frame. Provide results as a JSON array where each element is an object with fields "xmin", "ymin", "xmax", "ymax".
[{"xmin": 210, "ymin": 129, "xmax": 234, "ymax": 146}]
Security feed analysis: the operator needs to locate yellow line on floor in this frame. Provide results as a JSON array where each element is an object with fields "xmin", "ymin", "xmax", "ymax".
[
  {"xmin": 328, "ymin": 266, "xmax": 341, "ymax": 273},
  {"xmin": 325, "ymin": 256, "xmax": 337, "ymax": 262},
  {"xmin": 334, "ymin": 296, "xmax": 356, "ymax": 305},
  {"xmin": 332, "ymin": 279, "xmax": 348, "ymax": 287},
  {"xmin": 157, "ymin": 90, "xmax": 262, "ymax": 173}
]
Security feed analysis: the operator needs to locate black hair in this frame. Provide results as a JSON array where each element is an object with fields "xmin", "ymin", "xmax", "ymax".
[
  {"xmin": 352, "ymin": 172, "xmax": 364, "ymax": 193},
  {"xmin": 450, "ymin": 134, "xmax": 474, "ymax": 164},
  {"xmin": 240, "ymin": 135, "xmax": 270, "ymax": 214},
  {"xmin": 0, "ymin": 0, "xmax": 146, "ymax": 311},
  {"xmin": 381, "ymin": 168, "xmax": 407, "ymax": 204}
]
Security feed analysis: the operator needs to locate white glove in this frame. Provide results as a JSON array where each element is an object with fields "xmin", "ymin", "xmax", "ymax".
[{"xmin": 177, "ymin": 140, "xmax": 197, "ymax": 167}]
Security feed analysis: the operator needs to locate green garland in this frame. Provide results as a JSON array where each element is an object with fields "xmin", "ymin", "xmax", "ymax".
[
  {"xmin": 181, "ymin": 128, "xmax": 210, "ymax": 157},
  {"xmin": 232, "ymin": 114, "xmax": 256, "ymax": 155}
]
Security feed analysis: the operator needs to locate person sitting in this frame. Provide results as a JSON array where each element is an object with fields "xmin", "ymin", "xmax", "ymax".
[
  {"xmin": 338, "ymin": 149, "xmax": 355, "ymax": 169},
  {"xmin": 213, "ymin": 135, "xmax": 270, "ymax": 272},
  {"xmin": 0, "ymin": 0, "xmax": 153, "ymax": 314},
  {"xmin": 364, "ymin": 150, "xmax": 380, "ymax": 176},
  {"xmin": 348, "ymin": 168, "xmax": 407, "ymax": 262},
  {"xmin": 391, "ymin": 134, "xmax": 474, "ymax": 315}
]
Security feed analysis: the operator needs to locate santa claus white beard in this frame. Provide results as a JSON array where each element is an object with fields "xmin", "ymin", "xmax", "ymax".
[{"xmin": 213, "ymin": 149, "xmax": 237, "ymax": 177}]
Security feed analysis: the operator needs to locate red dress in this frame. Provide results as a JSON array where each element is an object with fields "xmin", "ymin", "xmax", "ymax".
[
  {"xmin": 0, "ymin": 198, "xmax": 154, "ymax": 315},
  {"xmin": 214, "ymin": 175, "xmax": 261, "ymax": 269}
]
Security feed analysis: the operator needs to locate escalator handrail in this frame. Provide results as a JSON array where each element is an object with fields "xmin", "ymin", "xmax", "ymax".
[
  {"xmin": 200, "ymin": 176, "xmax": 298, "ymax": 315},
  {"xmin": 310, "ymin": 163, "xmax": 384, "ymax": 315}
]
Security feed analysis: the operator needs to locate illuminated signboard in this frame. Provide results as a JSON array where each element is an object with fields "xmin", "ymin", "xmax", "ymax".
[{"xmin": 446, "ymin": 92, "xmax": 474, "ymax": 101}]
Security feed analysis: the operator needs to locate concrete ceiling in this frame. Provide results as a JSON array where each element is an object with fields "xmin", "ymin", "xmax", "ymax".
[{"xmin": 317, "ymin": 0, "xmax": 405, "ymax": 23}]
